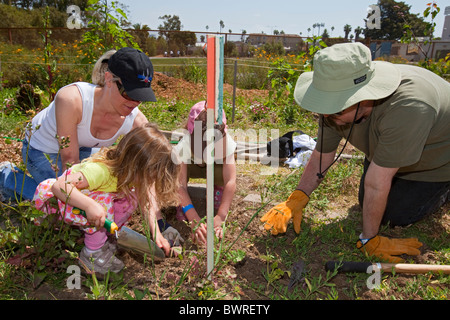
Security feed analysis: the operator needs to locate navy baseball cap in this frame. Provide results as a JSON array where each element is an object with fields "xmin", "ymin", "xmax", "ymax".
[{"xmin": 108, "ymin": 47, "xmax": 157, "ymax": 102}]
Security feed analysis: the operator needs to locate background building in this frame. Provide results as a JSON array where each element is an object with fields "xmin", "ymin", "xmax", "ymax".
[{"xmin": 442, "ymin": 6, "xmax": 450, "ymax": 41}]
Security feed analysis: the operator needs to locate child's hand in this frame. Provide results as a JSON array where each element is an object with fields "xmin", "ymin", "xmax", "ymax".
[
  {"xmin": 214, "ymin": 215, "xmax": 226, "ymax": 239},
  {"xmin": 155, "ymin": 232, "xmax": 171, "ymax": 256},
  {"xmin": 191, "ymin": 221, "xmax": 207, "ymax": 245},
  {"xmin": 84, "ymin": 202, "xmax": 106, "ymax": 230}
]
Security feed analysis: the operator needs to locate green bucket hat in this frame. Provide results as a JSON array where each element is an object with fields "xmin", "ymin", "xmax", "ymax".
[{"xmin": 294, "ymin": 42, "xmax": 401, "ymax": 114}]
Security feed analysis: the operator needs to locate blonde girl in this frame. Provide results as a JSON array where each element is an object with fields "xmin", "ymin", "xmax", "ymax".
[{"xmin": 34, "ymin": 123, "xmax": 180, "ymax": 275}]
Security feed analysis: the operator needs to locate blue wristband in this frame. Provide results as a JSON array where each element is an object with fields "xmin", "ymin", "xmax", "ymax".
[{"xmin": 182, "ymin": 204, "xmax": 194, "ymax": 214}]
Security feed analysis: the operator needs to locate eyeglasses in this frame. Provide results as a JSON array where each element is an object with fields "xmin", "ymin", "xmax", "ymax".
[
  {"xmin": 115, "ymin": 81, "xmax": 141, "ymax": 103},
  {"xmin": 332, "ymin": 102, "xmax": 361, "ymax": 116}
]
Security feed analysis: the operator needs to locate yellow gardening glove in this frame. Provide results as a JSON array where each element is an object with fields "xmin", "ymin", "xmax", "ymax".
[
  {"xmin": 260, "ymin": 190, "xmax": 309, "ymax": 235},
  {"xmin": 357, "ymin": 235, "xmax": 423, "ymax": 263}
]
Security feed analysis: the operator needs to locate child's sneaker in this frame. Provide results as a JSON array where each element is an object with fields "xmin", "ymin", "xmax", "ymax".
[
  {"xmin": 0, "ymin": 162, "xmax": 12, "ymax": 203},
  {"xmin": 79, "ymin": 243, "xmax": 124, "ymax": 275}
]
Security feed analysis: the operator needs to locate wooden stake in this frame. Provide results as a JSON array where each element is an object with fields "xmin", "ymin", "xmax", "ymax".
[{"xmin": 206, "ymin": 35, "xmax": 216, "ymax": 280}]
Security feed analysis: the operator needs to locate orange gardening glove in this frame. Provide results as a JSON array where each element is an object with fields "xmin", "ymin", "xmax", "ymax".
[
  {"xmin": 357, "ymin": 235, "xmax": 423, "ymax": 263},
  {"xmin": 260, "ymin": 190, "xmax": 309, "ymax": 235}
]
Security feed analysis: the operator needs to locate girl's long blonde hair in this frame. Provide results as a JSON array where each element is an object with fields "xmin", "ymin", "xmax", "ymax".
[{"xmin": 91, "ymin": 123, "xmax": 180, "ymax": 210}]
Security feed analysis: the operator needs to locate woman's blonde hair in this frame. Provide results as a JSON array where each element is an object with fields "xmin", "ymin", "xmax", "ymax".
[
  {"xmin": 91, "ymin": 123, "xmax": 180, "ymax": 211},
  {"xmin": 91, "ymin": 50, "xmax": 117, "ymax": 86}
]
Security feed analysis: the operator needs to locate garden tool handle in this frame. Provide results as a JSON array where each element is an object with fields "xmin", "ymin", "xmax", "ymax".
[
  {"xmin": 72, "ymin": 207, "xmax": 118, "ymax": 234},
  {"xmin": 325, "ymin": 261, "xmax": 450, "ymax": 274}
]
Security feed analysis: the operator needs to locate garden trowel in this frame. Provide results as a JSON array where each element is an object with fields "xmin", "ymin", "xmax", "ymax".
[
  {"xmin": 115, "ymin": 226, "xmax": 165, "ymax": 261},
  {"xmin": 73, "ymin": 208, "xmax": 165, "ymax": 261}
]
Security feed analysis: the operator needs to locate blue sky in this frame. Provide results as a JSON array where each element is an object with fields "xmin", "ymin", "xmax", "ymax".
[{"xmin": 117, "ymin": 0, "xmax": 446, "ymax": 39}]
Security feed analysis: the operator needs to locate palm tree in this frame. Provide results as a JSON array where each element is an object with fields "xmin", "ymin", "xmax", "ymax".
[
  {"xmin": 241, "ymin": 29, "xmax": 247, "ymax": 42},
  {"xmin": 314, "ymin": 23, "xmax": 325, "ymax": 36},
  {"xmin": 344, "ymin": 24, "xmax": 352, "ymax": 40},
  {"xmin": 354, "ymin": 26, "xmax": 363, "ymax": 41}
]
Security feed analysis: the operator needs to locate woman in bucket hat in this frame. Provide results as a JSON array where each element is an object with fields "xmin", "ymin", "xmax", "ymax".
[
  {"xmin": 0, "ymin": 47, "xmax": 156, "ymax": 202},
  {"xmin": 261, "ymin": 42, "xmax": 450, "ymax": 263}
]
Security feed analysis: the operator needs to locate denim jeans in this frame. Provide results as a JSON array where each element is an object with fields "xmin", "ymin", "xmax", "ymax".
[
  {"xmin": 0, "ymin": 140, "xmax": 93, "ymax": 202},
  {"xmin": 358, "ymin": 158, "xmax": 450, "ymax": 227}
]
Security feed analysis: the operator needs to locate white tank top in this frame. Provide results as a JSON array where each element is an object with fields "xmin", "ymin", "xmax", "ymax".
[{"xmin": 27, "ymin": 82, "xmax": 139, "ymax": 153}]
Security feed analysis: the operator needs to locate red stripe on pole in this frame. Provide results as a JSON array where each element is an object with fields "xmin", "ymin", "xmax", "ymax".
[{"xmin": 207, "ymin": 36, "xmax": 216, "ymax": 110}]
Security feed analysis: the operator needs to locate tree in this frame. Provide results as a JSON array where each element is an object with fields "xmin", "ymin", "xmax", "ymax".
[
  {"xmin": 363, "ymin": 0, "xmax": 431, "ymax": 40},
  {"xmin": 313, "ymin": 23, "xmax": 324, "ymax": 36},
  {"xmin": 241, "ymin": 29, "xmax": 246, "ymax": 42},
  {"xmin": 344, "ymin": 24, "xmax": 352, "ymax": 40},
  {"xmin": 158, "ymin": 14, "xmax": 196, "ymax": 53},
  {"xmin": 354, "ymin": 26, "xmax": 363, "ymax": 41},
  {"xmin": 131, "ymin": 23, "xmax": 155, "ymax": 54},
  {"xmin": 80, "ymin": 0, "xmax": 139, "ymax": 64},
  {"xmin": 158, "ymin": 14, "xmax": 181, "ymax": 35}
]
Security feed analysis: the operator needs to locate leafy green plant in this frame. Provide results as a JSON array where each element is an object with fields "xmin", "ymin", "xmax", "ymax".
[
  {"xmin": 266, "ymin": 57, "xmax": 298, "ymax": 103},
  {"xmin": 400, "ymin": 2, "xmax": 440, "ymax": 64},
  {"xmin": 418, "ymin": 53, "xmax": 450, "ymax": 79},
  {"xmin": 261, "ymin": 253, "xmax": 289, "ymax": 288},
  {"xmin": 0, "ymin": 88, "xmax": 20, "ymax": 116},
  {"xmin": 35, "ymin": 6, "xmax": 59, "ymax": 100},
  {"xmin": 15, "ymin": 84, "xmax": 42, "ymax": 113},
  {"xmin": 80, "ymin": 0, "xmax": 140, "ymax": 64},
  {"xmin": 181, "ymin": 61, "xmax": 206, "ymax": 84},
  {"xmin": 305, "ymin": 36, "xmax": 327, "ymax": 69}
]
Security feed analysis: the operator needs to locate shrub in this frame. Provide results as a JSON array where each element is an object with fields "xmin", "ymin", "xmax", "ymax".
[{"xmin": 16, "ymin": 84, "xmax": 41, "ymax": 113}]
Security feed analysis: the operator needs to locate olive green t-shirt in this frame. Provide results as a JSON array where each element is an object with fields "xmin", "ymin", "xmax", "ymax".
[{"xmin": 316, "ymin": 64, "xmax": 450, "ymax": 182}]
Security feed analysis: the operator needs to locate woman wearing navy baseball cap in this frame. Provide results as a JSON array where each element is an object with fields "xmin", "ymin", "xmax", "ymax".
[{"xmin": 0, "ymin": 48, "xmax": 156, "ymax": 202}]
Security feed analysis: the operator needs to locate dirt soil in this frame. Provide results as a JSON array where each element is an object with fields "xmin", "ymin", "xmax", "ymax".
[{"xmin": 1, "ymin": 72, "xmax": 449, "ymax": 301}]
